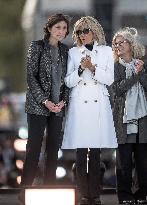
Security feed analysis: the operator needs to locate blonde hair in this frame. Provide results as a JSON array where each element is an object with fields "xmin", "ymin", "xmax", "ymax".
[
  {"xmin": 112, "ymin": 27, "xmax": 145, "ymax": 62},
  {"xmin": 72, "ymin": 16, "xmax": 106, "ymax": 46}
]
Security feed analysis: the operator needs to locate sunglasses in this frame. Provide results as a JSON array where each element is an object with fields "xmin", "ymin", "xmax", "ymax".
[
  {"xmin": 76, "ymin": 28, "xmax": 91, "ymax": 36},
  {"xmin": 113, "ymin": 40, "xmax": 128, "ymax": 48}
]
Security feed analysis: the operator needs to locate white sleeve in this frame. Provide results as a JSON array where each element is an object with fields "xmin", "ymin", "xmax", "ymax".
[
  {"xmin": 64, "ymin": 49, "xmax": 83, "ymax": 88},
  {"xmin": 93, "ymin": 47, "xmax": 114, "ymax": 86}
]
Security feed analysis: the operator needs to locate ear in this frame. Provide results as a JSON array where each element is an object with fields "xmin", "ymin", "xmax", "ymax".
[{"xmin": 48, "ymin": 27, "xmax": 51, "ymax": 33}]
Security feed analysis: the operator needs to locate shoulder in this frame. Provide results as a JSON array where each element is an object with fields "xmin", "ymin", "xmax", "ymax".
[
  {"xmin": 114, "ymin": 62, "xmax": 120, "ymax": 71},
  {"xmin": 31, "ymin": 40, "xmax": 43, "ymax": 46},
  {"xmin": 114, "ymin": 62, "xmax": 125, "ymax": 69},
  {"xmin": 95, "ymin": 46, "xmax": 113, "ymax": 60},
  {"xmin": 114, "ymin": 62, "xmax": 126, "ymax": 75},
  {"xmin": 27, "ymin": 40, "xmax": 44, "ymax": 58},
  {"xmin": 60, "ymin": 42, "xmax": 69, "ymax": 51},
  {"xmin": 143, "ymin": 62, "xmax": 147, "ymax": 71},
  {"xmin": 68, "ymin": 46, "xmax": 79, "ymax": 54},
  {"xmin": 95, "ymin": 45, "xmax": 113, "ymax": 58},
  {"xmin": 114, "ymin": 62, "xmax": 120, "ymax": 67},
  {"xmin": 28, "ymin": 40, "xmax": 44, "ymax": 51},
  {"xmin": 97, "ymin": 45, "xmax": 112, "ymax": 53}
]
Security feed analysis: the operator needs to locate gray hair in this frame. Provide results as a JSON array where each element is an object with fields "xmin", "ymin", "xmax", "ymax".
[{"xmin": 112, "ymin": 27, "xmax": 145, "ymax": 62}]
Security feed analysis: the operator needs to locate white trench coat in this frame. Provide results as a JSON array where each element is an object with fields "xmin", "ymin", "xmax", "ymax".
[{"xmin": 62, "ymin": 42, "xmax": 118, "ymax": 149}]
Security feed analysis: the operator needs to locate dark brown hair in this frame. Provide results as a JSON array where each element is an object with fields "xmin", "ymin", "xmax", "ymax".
[{"xmin": 44, "ymin": 13, "xmax": 70, "ymax": 39}]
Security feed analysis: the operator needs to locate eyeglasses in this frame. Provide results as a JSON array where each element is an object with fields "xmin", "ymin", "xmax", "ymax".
[
  {"xmin": 76, "ymin": 28, "xmax": 91, "ymax": 36},
  {"xmin": 113, "ymin": 40, "xmax": 128, "ymax": 48}
]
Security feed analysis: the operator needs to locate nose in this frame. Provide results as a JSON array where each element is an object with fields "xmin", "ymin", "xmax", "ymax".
[
  {"xmin": 60, "ymin": 29, "xmax": 66, "ymax": 35},
  {"xmin": 114, "ymin": 43, "xmax": 120, "ymax": 48},
  {"xmin": 58, "ymin": 29, "xmax": 62, "ymax": 34},
  {"xmin": 115, "ymin": 43, "xmax": 118, "ymax": 48},
  {"xmin": 80, "ymin": 32, "xmax": 85, "ymax": 37}
]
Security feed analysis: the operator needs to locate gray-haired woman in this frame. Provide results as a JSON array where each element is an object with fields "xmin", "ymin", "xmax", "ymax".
[{"xmin": 112, "ymin": 27, "xmax": 147, "ymax": 205}]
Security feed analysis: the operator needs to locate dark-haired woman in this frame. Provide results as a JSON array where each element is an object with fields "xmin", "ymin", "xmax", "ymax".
[{"xmin": 21, "ymin": 13, "xmax": 70, "ymax": 187}]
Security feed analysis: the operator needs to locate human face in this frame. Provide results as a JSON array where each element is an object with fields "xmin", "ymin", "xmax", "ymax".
[
  {"xmin": 113, "ymin": 36, "xmax": 131, "ymax": 59},
  {"xmin": 48, "ymin": 21, "xmax": 67, "ymax": 45},
  {"xmin": 76, "ymin": 28, "xmax": 93, "ymax": 45}
]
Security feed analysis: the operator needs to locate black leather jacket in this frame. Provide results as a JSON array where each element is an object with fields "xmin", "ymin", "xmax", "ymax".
[{"xmin": 25, "ymin": 39, "xmax": 69, "ymax": 116}]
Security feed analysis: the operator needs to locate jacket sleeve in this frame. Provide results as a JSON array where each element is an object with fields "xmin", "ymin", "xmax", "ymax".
[
  {"xmin": 139, "ymin": 64, "xmax": 147, "ymax": 90},
  {"xmin": 60, "ymin": 45, "xmax": 70, "ymax": 103},
  {"xmin": 93, "ymin": 47, "xmax": 114, "ymax": 86},
  {"xmin": 27, "ymin": 41, "xmax": 48, "ymax": 104},
  {"xmin": 60, "ymin": 84, "xmax": 70, "ymax": 104},
  {"xmin": 64, "ymin": 49, "xmax": 83, "ymax": 88},
  {"xmin": 113, "ymin": 64, "xmax": 139, "ymax": 97}
]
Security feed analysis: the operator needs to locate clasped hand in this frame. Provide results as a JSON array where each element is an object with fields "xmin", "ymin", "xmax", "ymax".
[
  {"xmin": 45, "ymin": 100, "xmax": 65, "ymax": 113},
  {"xmin": 80, "ymin": 55, "xmax": 96, "ymax": 72},
  {"xmin": 135, "ymin": 59, "xmax": 144, "ymax": 74}
]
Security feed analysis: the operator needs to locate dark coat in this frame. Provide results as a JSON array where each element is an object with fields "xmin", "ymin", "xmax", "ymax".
[
  {"xmin": 25, "ymin": 39, "xmax": 69, "ymax": 116},
  {"xmin": 112, "ymin": 62, "xmax": 147, "ymax": 144}
]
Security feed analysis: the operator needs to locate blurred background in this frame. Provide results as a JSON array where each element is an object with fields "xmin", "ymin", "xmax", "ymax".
[{"xmin": 0, "ymin": 0, "xmax": 147, "ymax": 189}]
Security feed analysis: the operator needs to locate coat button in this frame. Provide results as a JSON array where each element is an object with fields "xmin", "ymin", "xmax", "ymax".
[
  {"xmin": 84, "ymin": 83, "xmax": 86, "ymax": 85},
  {"xmin": 94, "ymin": 100, "xmax": 98, "ymax": 102},
  {"xmin": 94, "ymin": 81, "xmax": 98, "ymax": 85},
  {"xmin": 84, "ymin": 100, "xmax": 88, "ymax": 103}
]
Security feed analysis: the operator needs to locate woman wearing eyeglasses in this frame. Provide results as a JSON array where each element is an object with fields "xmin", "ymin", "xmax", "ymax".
[
  {"xmin": 112, "ymin": 27, "xmax": 147, "ymax": 205},
  {"xmin": 62, "ymin": 16, "xmax": 117, "ymax": 205}
]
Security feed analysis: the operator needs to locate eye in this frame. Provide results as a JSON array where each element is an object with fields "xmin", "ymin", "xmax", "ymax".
[{"xmin": 63, "ymin": 26, "xmax": 67, "ymax": 30}]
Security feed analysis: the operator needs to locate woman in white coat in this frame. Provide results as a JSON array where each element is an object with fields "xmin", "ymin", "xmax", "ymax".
[{"xmin": 62, "ymin": 16, "xmax": 117, "ymax": 205}]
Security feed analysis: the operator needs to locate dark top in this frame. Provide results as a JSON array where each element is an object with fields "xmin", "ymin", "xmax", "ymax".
[
  {"xmin": 25, "ymin": 38, "xmax": 69, "ymax": 116},
  {"xmin": 111, "ymin": 62, "xmax": 147, "ymax": 144}
]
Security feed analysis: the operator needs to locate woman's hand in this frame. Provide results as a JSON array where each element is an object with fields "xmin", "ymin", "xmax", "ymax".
[
  {"xmin": 135, "ymin": 59, "xmax": 144, "ymax": 74},
  {"xmin": 45, "ymin": 100, "xmax": 61, "ymax": 113},
  {"xmin": 80, "ymin": 55, "xmax": 96, "ymax": 72},
  {"xmin": 56, "ymin": 100, "xmax": 65, "ymax": 110}
]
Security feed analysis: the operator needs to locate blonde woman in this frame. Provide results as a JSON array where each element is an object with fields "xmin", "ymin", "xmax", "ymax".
[
  {"xmin": 62, "ymin": 16, "xmax": 117, "ymax": 205},
  {"xmin": 112, "ymin": 27, "xmax": 147, "ymax": 205}
]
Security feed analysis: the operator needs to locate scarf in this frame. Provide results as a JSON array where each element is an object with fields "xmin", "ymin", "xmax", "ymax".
[{"xmin": 119, "ymin": 58, "xmax": 147, "ymax": 134}]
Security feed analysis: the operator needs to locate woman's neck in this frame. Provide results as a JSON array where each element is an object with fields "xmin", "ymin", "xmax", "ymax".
[
  {"xmin": 85, "ymin": 43, "xmax": 94, "ymax": 51},
  {"xmin": 121, "ymin": 54, "xmax": 132, "ymax": 63},
  {"xmin": 48, "ymin": 37, "xmax": 58, "ymax": 47}
]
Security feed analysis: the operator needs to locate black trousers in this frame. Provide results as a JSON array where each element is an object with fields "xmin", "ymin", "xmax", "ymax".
[
  {"xmin": 116, "ymin": 143, "xmax": 147, "ymax": 202},
  {"xmin": 21, "ymin": 113, "xmax": 62, "ymax": 186},
  {"xmin": 76, "ymin": 148, "xmax": 101, "ymax": 199}
]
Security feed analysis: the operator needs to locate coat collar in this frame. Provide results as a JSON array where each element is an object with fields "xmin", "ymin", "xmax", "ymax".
[
  {"xmin": 79, "ymin": 41, "xmax": 99, "ymax": 54},
  {"xmin": 43, "ymin": 38, "xmax": 62, "ymax": 50}
]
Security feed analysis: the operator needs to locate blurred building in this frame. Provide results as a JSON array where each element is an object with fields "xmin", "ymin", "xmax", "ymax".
[
  {"xmin": 21, "ymin": 0, "xmax": 94, "ymax": 48},
  {"xmin": 21, "ymin": 0, "xmax": 147, "ymax": 47},
  {"xmin": 113, "ymin": 0, "xmax": 147, "ymax": 54},
  {"xmin": 93, "ymin": 0, "xmax": 114, "ymax": 44}
]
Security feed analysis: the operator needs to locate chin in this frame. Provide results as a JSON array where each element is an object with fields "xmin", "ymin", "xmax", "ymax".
[
  {"xmin": 117, "ymin": 52, "xmax": 123, "ymax": 57},
  {"xmin": 81, "ymin": 40, "xmax": 87, "ymax": 44}
]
